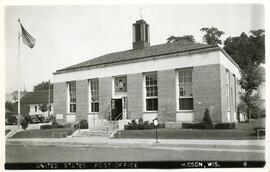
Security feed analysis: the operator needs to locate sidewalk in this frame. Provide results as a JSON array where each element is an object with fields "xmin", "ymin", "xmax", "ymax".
[{"xmin": 6, "ymin": 137, "xmax": 265, "ymax": 150}]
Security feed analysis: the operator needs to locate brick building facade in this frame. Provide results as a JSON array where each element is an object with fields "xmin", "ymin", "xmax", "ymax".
[{"xmin": 53, "ymin": 19, "xmax": 240, "ymax": 128}]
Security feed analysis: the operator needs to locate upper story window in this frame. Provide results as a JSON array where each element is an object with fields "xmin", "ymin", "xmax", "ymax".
[
  {"xmin": 67, "ymin": 81, "xmax": 76, "ymax": 113},
  {"xmin": 145, "ymin": 72, "xmax": 158, "ymax": 111},
  {"xmin": 178, "ymin": 68, "xmax": 193, "ymax": 110},
  {"xmin": 89, "ymin": 79, "xmax": 99, "ymax": 112}
]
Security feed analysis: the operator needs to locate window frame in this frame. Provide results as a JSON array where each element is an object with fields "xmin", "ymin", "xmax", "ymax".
[
  {"xmin": 67, "ymin": 81, "xmax": 76, "ymax": 113},
  {"xmin": 89, "ymin": 79, "xmax": 99, "ymax": 113},
  {"xmin": 226, "ymin": 69, "xmax": 230, "ymax": 111},
  {"xmin": 144, "ymin": 72, "xmax": 158, "ymax": 112},
  {"xmin": 177, "ymin": 68, "xmax": 194, "ymax": 111}
]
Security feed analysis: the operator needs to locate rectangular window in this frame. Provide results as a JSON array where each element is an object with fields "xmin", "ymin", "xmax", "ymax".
[
  {"xmin": 68, "ymin": 81, "xmax": 76, "ymax": 113},
  {"xmin": 226, "ymin": 70, "xmax": 230, "ymax": 111},
  {"xmin": 145, "ymin": 72, "xmax": 158, "ymax": 111},
  {"xmin": 89, "ymin": 79, "xmax": 99, "ymax": 112},
  {"xmin": 233, "ymin": 74, "xmax": 237, "ymax": 110},
  {"xmin": 178, "ymin": 68, "xmax": 193, "ymax": 110}
]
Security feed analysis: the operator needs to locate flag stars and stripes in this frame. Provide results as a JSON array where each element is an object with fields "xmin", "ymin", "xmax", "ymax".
[{"xmin": 20, "ymin": 23, "xmax": 36, "ymax": 49}]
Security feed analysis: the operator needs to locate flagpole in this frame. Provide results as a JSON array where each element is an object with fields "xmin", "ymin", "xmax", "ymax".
[{"xmin": 17, "ymin": 18, "xmax": 21, "ymax": 129}]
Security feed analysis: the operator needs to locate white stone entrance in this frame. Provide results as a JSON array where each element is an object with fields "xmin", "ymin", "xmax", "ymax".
[{"xmin": 87, "ymin": 114, "xmax": 99, "ymax": 130}]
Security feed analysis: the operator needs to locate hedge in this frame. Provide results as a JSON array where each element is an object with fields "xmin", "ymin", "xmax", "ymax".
[
  {"xmin": 40, "ymin": 125, "xmax": 52, "ymax": 130},
  {"xmin": 124, "ymin": 121, "xmax": 165, "ymax": 130},
  {"xmin": 40, "ymin": 121, "xmax": 68, "ymax": 130},
  {"xmin": 215, "ymin": 123, "xmax": 235, "ymax": 129},
  {"xmin": 182, "ymin": 123, "xmax": 215, "ymax": 129},
  {"xmin": 182, "ymin": 122, "xmax": 235, "ymax": 129}
]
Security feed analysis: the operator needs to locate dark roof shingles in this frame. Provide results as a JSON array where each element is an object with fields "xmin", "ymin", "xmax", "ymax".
[
  {"xmin": 21, "ymin": 90, "xmax": 53, "ymax": 104},
  {"xmin": 57, "ymin": 41, "xmax": 217, "ymax": 72}
]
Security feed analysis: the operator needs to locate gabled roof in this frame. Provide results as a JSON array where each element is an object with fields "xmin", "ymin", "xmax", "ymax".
[
  {"xmin": 6, "ymin": 91, "xmax": 27, "ymax": 102},
  {"xmin": 55, "ymin": 41, "xmax": 218, "ymax": 74},
  {"xmin": 21, "ymin": 90, "xmax": 53, "ymax": 104}
]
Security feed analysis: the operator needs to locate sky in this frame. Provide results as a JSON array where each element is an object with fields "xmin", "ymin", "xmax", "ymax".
[{"xmin": 4, "ymin": 4, "xmax": 265, "ymax": 93}]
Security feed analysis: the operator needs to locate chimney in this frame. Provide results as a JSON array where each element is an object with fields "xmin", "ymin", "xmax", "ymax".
[{"xmin": 132, "ymin": 20, "xmax": 150, "ymax": 49}]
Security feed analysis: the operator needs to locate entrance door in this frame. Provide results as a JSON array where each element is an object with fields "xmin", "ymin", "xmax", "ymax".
[{"xmin": 111, "ymin": 99, "xmax": 123, "ymax": 120}]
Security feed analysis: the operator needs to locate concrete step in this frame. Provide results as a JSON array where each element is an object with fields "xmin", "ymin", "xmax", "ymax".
[
  {"xmin": 89, "ymin": 121, "xmax": 118, "ymax": 131},
  {"xmin": 76, "ymin": 120, "xmax": 119, "ymax": 138},
  {"xmin": 73, "ymin": 130, "xmax": 116, "ymax": 138}
]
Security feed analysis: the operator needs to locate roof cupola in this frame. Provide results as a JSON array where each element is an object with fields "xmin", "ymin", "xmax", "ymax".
[{"xmin": 132, "ymin": 20, "xmax": 150, "ymax": 49}]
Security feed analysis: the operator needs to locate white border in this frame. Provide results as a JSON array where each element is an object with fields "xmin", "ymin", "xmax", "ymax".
[{"xmin": 1, "ymin": 1, "xmax": 269, "ymax": 172}]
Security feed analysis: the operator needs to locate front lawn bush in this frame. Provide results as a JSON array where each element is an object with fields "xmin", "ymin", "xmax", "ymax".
[
  {"xmin": 182, "ymin": 123, "xmax": 204, "ymax": 129},
  {"xmin": 215, "ymin": 123, "xmax": 235, "ymax": 129},
  {"xmin": 79, "ymin": 119, "xmax": 88, "ymax": 129},
  {"xmin": 40, "ymin": 124, "xmax": 52, "ymax": 130},
  {"xmin": 51, "ymin": 121, "xmax": 65, "ymax": 128},
  {"xmin": 20, "ymin": 117, "xmax": 29, "ymax": 130},
  {"xmin": 124, "ymin": 118, "xmax": 165, "ymax": 130},
  {"xmin": 202, "ymin": 108, "xmax": 214, "ymax": 129},
  {"xmin": 182, "ymin": 109, "xmax": 215, "ymax": 129}
]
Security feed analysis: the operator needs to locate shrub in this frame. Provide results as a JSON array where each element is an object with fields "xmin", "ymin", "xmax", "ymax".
[
  {"xmin": 79, "ymin": 119, "xmax": 88, "ymax": 129},
  {"xmin": 125, "ymin": 118, "xmax": 165, "ymax": 130},
  {"xmin": 51, "ymin": 121, "xmax": 64, "ymax": 128},
  {"xmin": 40, "ymin": 124, "xmax": 52, "ymax": 130},
  {"xmin": 215, "ymin": 123, "xmax": 235, "ymax": 129},
  {"xmin": 126, "ymin": 119, "xmax": 138, "ymax": 130},
  {"xmin": 47, "ymin": 115, "xmax": 56, "ymax": 122},
  {"xmin": 20, "ymin": 117, "xmax": 29, "ymax": 130},
  {"xmin": 128, "ymin": 119, "xmax": 137, "ymax": 126},
  {"xmin": 202, "ymin": 108, "xmax": 214, "ymax": 129},
  {"xmin": 203, "ymin": 108, "xmax": 212, "ymax": 125},
  {"xmin": 182, "ymin": 123, "xmax": 204, "ymax": 129}
]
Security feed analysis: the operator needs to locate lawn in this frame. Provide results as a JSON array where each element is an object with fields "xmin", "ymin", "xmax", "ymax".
[
  {"xmin": 10, "ymin": 128, "xmax": 73, "ymax": 139},
  {"xmin": 114, "ymin": 128, "xmax": 263, "ymax": 140}
]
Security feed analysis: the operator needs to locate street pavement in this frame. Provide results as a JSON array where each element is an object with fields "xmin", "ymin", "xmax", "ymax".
[
  {"xmin": 5, "ymin": 137, "xmax": 265, "ymax": 162},
  {"xmin": 5, "ymin": 143, "xmax": 264, "ymax": 162},
  {"xmin": 6, "ymin": 136, "xmax": 265, "ymax": 148}
]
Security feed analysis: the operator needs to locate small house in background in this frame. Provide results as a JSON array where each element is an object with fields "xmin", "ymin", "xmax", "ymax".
[
  {"xmin": 5, "ymin": 90, "xmax": 27, "ymax": 103},
  {"xmin": 21, "ymin": 90, "xmax": 53, "ymax": 118}
]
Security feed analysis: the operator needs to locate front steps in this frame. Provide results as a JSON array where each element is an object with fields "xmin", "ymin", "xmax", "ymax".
[
  {"xmin": 72, "ymin": 120, "xmax": 119, "ymax": 138},
  {"xmin": 72, "ymin": 129, "xmax": 116, "ymax": 138},
  {"xmin": 91, "ymin": 120, "xmax": 118, "ymax": 131}
]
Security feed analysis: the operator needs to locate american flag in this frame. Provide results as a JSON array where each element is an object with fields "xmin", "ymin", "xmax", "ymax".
[{"xmin": 20, "ymin": 23, "xmax": 36, "ymax": 49}]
